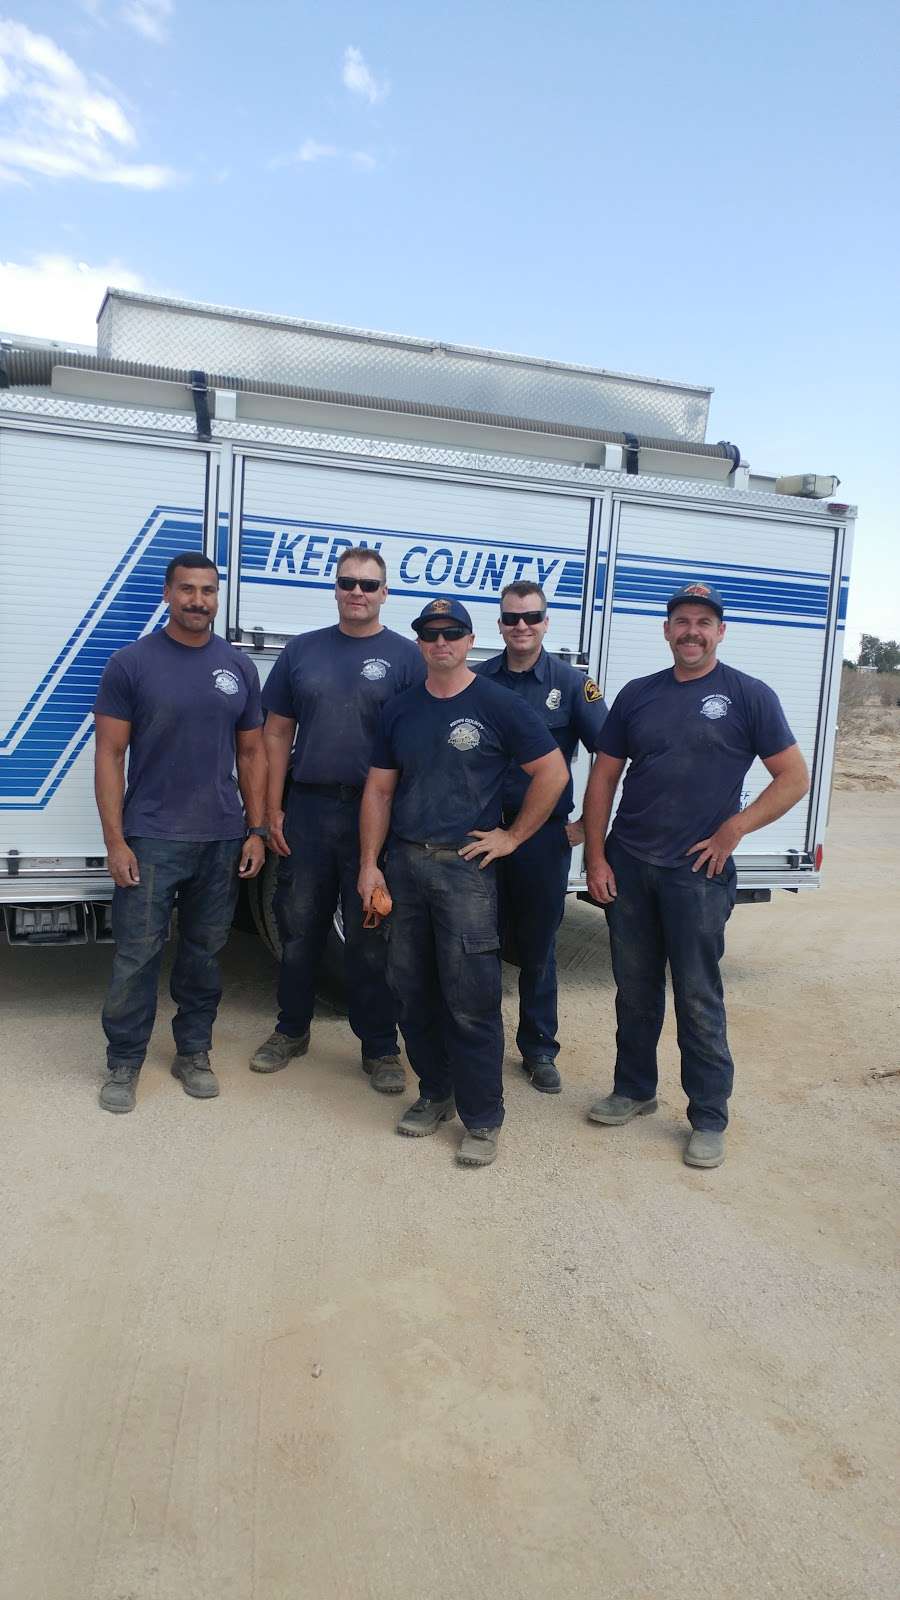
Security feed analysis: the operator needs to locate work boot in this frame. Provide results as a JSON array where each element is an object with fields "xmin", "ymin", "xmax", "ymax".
[
  {"xmin": 171, "ymin": 1051, "xmax": 219, "ymax": 1099},
  {"xmin": 396, "ymin": 1095, "xmax": 456, "ymax": 1137},
  {"xmin": 684, "ymin": 1130, "xmax": 726, "ymax": 1168},
  {"xmin": 457, "ymin": 1128, "xmax": 499, "ymax": 1167},
  {"xmin": 522, "ymin": 1056, "xmax": 561, "ymax": 1094},
  {"xmin": 249, "ymin": 1029, "xmax": 310, "ymax": 1073},
  {"xmin": 362, "ymin": 1053, "xmax": 406, "ymax": 1094},
  {"xmin": 587, "ymin": 1092, "xmax": 658, "ymax": 1125},
  {"xmin": 99, "ymin": 1063, "xmax": 140, "ymax": 1114}
]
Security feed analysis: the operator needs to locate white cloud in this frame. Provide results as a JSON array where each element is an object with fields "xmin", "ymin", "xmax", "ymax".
[
  {"xmin": 0, "ymin": 253, "xmax": 146, "ymax": 343},
  {"xmin": 350, "ymin": 150, "xmax": 376, "ymax": 171},
  {"xmin": 296, "ymin": 138, "xmax": 338, "ymax": 163},
  {"xmin": 0, "ymin": 18, "xmax": 178, "ymax": 187},
  {"xmin": 119, "ymin": 1, "xmax": 174, "ymax": 45},
  {"xmin": 342, "ymin": 46, "xmax": 388, "ymax": 105}
]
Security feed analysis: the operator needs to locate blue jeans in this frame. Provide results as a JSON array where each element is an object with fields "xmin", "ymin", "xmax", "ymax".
[
  {"xmin": 604, "ymin": 835, "xmax": 738, "ymax": 1131},
  {"xmin": 273, "ymin": 788, "xmax": 398, "ymax": 1058},
  {"xmin": 384, "ymin": 842, "xmax": 504, "ymax": 1130},
  {"xmin": 102, "ymin": 836, "xmax": 242, "ymax": 1069},
  {"xmin": 499, "ymin": 817, "xmax": 571, "ymax": 1062}
]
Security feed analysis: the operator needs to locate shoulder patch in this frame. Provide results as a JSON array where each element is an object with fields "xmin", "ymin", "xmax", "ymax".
[{"xmin": 583, "ymin": 678, "xmax": 603, "ymax": 703}]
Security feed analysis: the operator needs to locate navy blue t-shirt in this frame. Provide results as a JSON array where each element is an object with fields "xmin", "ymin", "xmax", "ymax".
[
  {"xmin": 598, "ymin": 661, "xmax": 796, "ymax": 867},
  {"xmin": 372, "ymin": 675, "xmax": 557, "ymax": 843},
  {"xmin": 262, "ymin": 626, "xmax": 425, "ymax": 787},
  {"xmin": 94, "ymin": 630, "xmax": 263, "ymax": 840},
  {"xmin": 475, "ymin": 650, "xmax": 608, "ymax": 817}
]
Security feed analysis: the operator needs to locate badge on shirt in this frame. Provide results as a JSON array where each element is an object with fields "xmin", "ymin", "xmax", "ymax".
[
  {"xmin": 583, "ymin": 678, "xmax": 603, "ymax": 703},
  {"xmin": 361, "ymin": 659, "xmax": 388, "ymax": 680},
  {"xmin": 213, "ymin": 669, "xmax": 240, "ymax": 696},
  {"xmin": 448, "ymin": 719, "xmax": 482, "ymax": 751},
  {"xmin": 545, "ymin": 688, "xmax": 562, "ymax": 710},
  {"xmin": 700, "ymin": 694, "xmax": 731, "ymax": 720}
]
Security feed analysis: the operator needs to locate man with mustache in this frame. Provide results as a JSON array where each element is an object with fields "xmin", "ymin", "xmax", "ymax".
[
  {"xmin": 93, "ymin": 552, "xmax": 267, "ymax": 1112},
  {"xmin": 583, "ymin": 582, "xmax": 809, "ymax": 1168}
]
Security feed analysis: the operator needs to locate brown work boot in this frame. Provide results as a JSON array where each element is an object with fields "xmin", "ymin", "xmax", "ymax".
[{"xmin": 249, "ymin": 1029, "xmax": 310, "ymax": 1073}]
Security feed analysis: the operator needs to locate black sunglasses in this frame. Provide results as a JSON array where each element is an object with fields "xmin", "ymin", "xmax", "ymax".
[
  {"xmin": 419, "ymin": 625, "xmax": 468, "ymax": 643},
  {"xmin": 337, "ymin": 575, "xmax": 382, "ymax": 593},
  {"xmin": 500, "ymin": 609, "xmax": 546, "ymax": 626}
]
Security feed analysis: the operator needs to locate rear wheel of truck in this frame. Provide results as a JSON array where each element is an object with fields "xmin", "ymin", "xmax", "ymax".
[{"xmin": 247, "ymin": 850, "xmax": 347, "ymax": 1013}]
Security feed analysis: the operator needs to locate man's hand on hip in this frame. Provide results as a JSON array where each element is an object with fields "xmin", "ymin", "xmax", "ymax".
[
  {"xmin": 585, "ymin": 853, "xmax": 617, "ymax": 904},
  {"xmin": 358, "ymin": 863, "xmax": 388, "ymax": 912},
  {"xmin": 107, "ymin": 841, "xmax": 140, "ymax": 888},
  {"xmin": 687, "ymin": 815, "xmax": 744, "ymax": 877},
  {"xmin": 458, "ymin": 829, "xmax": 518, "ymax": 869}
]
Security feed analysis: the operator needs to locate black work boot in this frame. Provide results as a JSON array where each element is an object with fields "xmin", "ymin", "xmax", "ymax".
[
  {"xmin": 99, "ymin": 1063, "xmax": 140, "ymax": 1114},
  {"xmin": 249, "ymin": 1029, "xmax": 310, "ymax": 1073},
  {"xmin": 362, "ymin": 1054, "xmax": 406, "ymax": 1094},
  {"xmin": 171, "ymin": 1051, "xmax": 220, "ymax": 1098},
  {"xmin": 396, "ymin": 1095, "xmax": 456, "ymax": 1136},
  {"xmin": 522, "ymin": 1056, "xmax": 562, "ymax": 1094}
]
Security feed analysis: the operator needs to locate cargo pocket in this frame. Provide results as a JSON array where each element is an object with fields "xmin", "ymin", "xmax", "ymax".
[{"xmin": 452, "ymin": 932, "xmax": 502, "ymax": 1017}]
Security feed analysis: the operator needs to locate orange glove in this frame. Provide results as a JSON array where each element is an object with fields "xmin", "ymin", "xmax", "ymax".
[{"xmin": 363, "ymin": 885, "xmax": 393, "ymax": 929}]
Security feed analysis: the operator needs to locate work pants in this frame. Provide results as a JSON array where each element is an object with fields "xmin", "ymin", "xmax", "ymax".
[
  {"xmin": 498, "ymin": 817, "xmax": 571, "ymax": 1062},
  {"xmin": 604, "ymin": 835, "xmax": 738, "ymax": 1131},
  {"xmin": 385, "ymin": 842, "xmax": 504, "ymax": 1130},
  {"xmin": 273, "ymin": 787, "xmax": 398, "ymax": 1059},
  {"xmin": 102, "ymin": 836, "xmax": 242, "ymax": 1069}
]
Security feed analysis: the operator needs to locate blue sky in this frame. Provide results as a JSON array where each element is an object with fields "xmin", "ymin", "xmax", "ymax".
[{"xmin": 2, "ymin": 0, "xmax": 898, "ymax": 654}]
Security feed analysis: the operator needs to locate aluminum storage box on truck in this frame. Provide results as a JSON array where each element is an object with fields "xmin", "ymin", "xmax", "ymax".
[{"xmin": 0, "ymin": 292, "xmax": 853, "ymax": 945}]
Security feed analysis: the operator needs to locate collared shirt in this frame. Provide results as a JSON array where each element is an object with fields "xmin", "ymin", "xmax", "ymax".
[
  {"xmin": 598, "ymin": 661, "xmax": 796, "ymax": 867},
  {"xmin": 474, "ymin": 649, "xmax": 608, "ymax": 818},
  {"xmin": 262, "ymin": 625, "xmax": 425, "ymax": 787}
]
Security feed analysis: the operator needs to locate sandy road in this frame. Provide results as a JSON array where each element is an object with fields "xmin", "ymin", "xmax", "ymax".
[{"xmin": 1, "ymin": 787, "xmax": 897, "ymax": 1600}]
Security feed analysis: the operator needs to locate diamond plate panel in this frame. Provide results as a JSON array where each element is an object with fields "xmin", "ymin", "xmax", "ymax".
[{"xmin": 98, "ymin": 291, "xmax": 711, "ymax": 443}]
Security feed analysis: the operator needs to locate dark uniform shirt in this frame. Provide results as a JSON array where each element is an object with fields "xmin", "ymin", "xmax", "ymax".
[
  {"xmin": 262, "ymin": 625, "xmax": 425, "ymax": 787},
  {"xmin": 598, "ymin": 660, "xmax": 796, "ymax": 868},
  {"xmin": 372, "ymin": 675, "xmax": 557, "ymax": 844},
  {"xmin": 474, "ymin": 649, "xmax": 608, "ymax": 818},
  {"xmin": 93, "ymin": 630, "xmax": 263, "ymax": 840}
]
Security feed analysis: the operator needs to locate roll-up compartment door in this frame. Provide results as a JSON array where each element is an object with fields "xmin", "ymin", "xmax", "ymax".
[
  {"xmin": 235, "ymin": 457, "xmax": 595, "ymax": 654},
  {"xmin": 0, "ymin": 427, "xmax": 209, "ymax": 856},
  {"xmin": 603, "ymin": 501, "xmax": 840, "ymax": 861}
]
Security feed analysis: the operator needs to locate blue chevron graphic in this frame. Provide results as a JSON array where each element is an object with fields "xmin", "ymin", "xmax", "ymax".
[{"xmin": 1, "ymin": 508, "xmax": 203, "ymax": 810}]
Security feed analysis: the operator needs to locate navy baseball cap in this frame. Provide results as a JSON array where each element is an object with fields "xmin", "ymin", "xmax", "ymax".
[
  {"xmin": 412, "ymin": 596, "xmax": 474, "ymax": 635},
  {"xmin": 666, "ymin": 581, "xmax": 724, "ymax": 620}
]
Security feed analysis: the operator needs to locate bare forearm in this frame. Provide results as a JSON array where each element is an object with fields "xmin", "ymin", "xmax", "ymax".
[
  {"xmin": 583, "ymin": 771, "xmax": 618, "ymax": 861},
  {"xmin": 237, "ymin": 748, "xmax": 267, "ymax": 828},
  {"xmin": 360, "ymin": 788, "xmax": 393, "ymax": 866},
  {"xmin": 508, "ymin": 766, "xmax": 567, "ymax": 847},
  {"xmin": 731, "ymin": 766, "xmax": 810, "ymax": 841},
  {"xmin": 95, "ymin": 749, "xmax": 127, "ymax": 847},
  {"xmin": 263, "ymin": 736, "xmax": 292, "ymax": 816}
]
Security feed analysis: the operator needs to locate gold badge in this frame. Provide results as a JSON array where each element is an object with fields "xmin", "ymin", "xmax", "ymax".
[
  {"xmin": 427, "ymin": 598, "xmax": 452, "ymax": 614},
  {"xmin": 683, "ymin": 582, "xmax": 711, "ymax": 597},
  {"xmin": 583, "ymin": 678, "xmax": 603, "ymax": 703}
]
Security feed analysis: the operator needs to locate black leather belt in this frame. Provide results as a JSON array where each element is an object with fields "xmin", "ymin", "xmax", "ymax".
[
  {"xmin": 397, "ymin": 838, "xmax": 468, "ymax": 853},
  {"xmin": 294, "ymin": 782, "xmax": 362, "ymax": 801}
]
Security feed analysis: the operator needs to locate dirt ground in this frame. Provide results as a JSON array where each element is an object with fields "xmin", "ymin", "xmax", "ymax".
[{"xmin": 2, "ymin": 766, "xmax": 898, "ymax": 1596}]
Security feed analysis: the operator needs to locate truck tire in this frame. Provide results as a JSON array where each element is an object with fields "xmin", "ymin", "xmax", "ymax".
[{"xmin": 247, "ymin": 850, "xmax": 347, "ymax": 1013}]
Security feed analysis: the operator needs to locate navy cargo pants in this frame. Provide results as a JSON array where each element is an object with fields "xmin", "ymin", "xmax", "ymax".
[
  {"xmin": 102, "ymin": 836, "xmax": 242, "ymax": 1068},
  {"xmin": 604, "ymin": 834, "xmax": 738, "ymax": 1131},
  {"xmin": 273, "ymin": 786, "xmax": 399, "ymax": 1059},
  {"xmin": 384, "ymin": 841, "xmax": 504, "ymax": 1130},
  {"xmin": 498, "ymin": 816, "xmax": 571, "ymax": 1063}
]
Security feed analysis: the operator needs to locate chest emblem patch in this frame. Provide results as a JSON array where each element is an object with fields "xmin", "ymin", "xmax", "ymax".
[
  {"xmin": 213, "ymin": 669, "xmax": 240, "ymax": 696},
  {"xmin": 361, "ymin": 659, "xmax": 388, "ymax": 680},
  {"xmin": 700, "ymin": 694, "xmax": 731, "ymax": 720},
  {"xmin": 583, "ymin": 678, "xmax": 603, "ymax": 703},
  {"xmin": 546, "ymin": 688, "xmax": 562, "ymax": 710},
  {"xmin": 448, "ymin": 719, "xmax": 482, "ymax": 752}
]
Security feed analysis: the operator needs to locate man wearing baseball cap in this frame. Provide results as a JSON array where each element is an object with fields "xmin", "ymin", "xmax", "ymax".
[
  {"xmin": 357, "ymin": 596, "xmax": 568, "ymax": 1167},
  {"xmin": 583, "ymin": 580, "xmax": 809, "ymax": 1168}
]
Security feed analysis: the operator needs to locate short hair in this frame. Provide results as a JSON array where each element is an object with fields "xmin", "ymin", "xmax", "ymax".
[
  {"xmin": 164, "ymin": 552, "xmax": 219, "ymax": 586},
  {"xmin": 500, "ymin": 579, "xmax": 547, "ymax": 607},
  {"xmin": 336, "ymin": 546, "xmax": 387, "ymax": 583}
]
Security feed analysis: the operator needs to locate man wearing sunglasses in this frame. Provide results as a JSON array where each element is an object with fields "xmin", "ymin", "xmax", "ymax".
[
  {"xmin": 251, "ymin": 547, "xmax": 424, "ymax": 1090},
  {"xmin": 475, "ymin": 581, "xmax": 608, "ymax": 1094},
  {"xmin": 358, "ymin": 597, "xmax": 568, "ymax": 1167}
]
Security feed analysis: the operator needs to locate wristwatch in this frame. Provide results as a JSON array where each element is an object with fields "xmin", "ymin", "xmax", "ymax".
[{"xmin": 246, "ymin": 825, "xmax": 270, "ymax": 841}]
